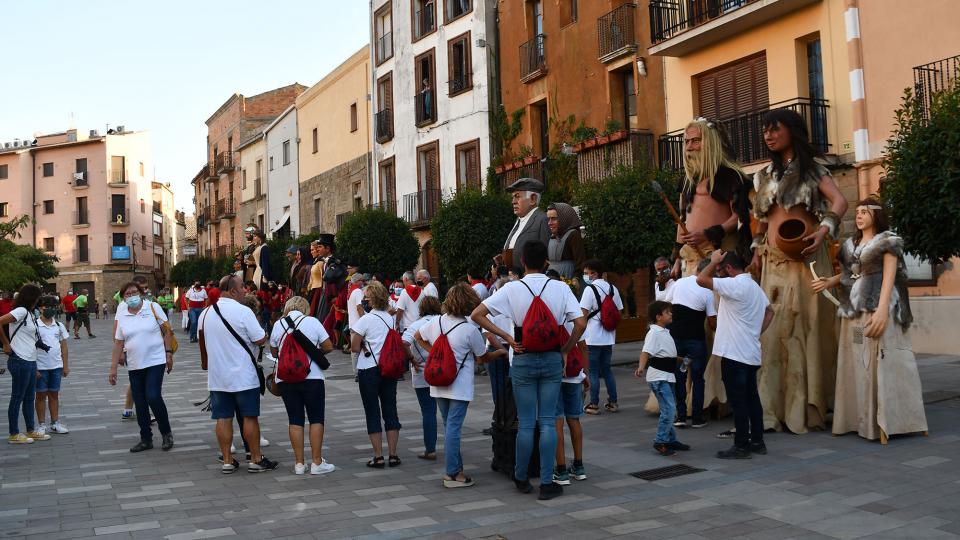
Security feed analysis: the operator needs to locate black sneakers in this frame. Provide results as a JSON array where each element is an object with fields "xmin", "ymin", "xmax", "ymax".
[
  {"xmin": 750, "ymin": 442, "xmax": 768, "ymax": 455},
  {"xmin": 538, "ymin": 482, "xmax": 563, "ymax": 501},
  {"xmin": 130, "ymin": 440, "xmax": 153, "ymax": 453},
  {"xmin": 514, "ymin": 478, "xmax": 533, "ymax": 494},
  {"xmin": 161, "ymin": 433, "xmax": 174, "ymax": 451},
  {"xmin": 668, "ymin": 441, "xmax": 691, "ymax": 451},
  {"xmin": 248, "ymin": 456, "xmax": 279, "ymax": 473},
  {"xmin": 221, "ymin": 458, "xmax": 240, "ymax": 474},
  {"xmin": 716, "ymin": 445, "xmax": 752, "ymax": 459}
]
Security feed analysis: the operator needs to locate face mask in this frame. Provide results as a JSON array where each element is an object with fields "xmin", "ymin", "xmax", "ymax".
[
  {"xmin": 361, "ymin": 300, "xmax": 372, "ymax": 313},
  {"xmin": 416, "ymin": 280, "xmax": 425, "ymax": 287},
  {"xmin": 125, "ymin": 295, "xmax": 142, "ymax": 308},
  {"xmin": 582, "ymin": 274, "xmax": 593, "ymax": 285},
  {"xmin": 42, "ymin": 308, "xmax": 57, "ymax": 319}
]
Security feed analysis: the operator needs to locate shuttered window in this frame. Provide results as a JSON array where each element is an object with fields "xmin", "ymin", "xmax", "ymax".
[
  {"xmin": 377, "ymin": 73, "xmax": 393, "ymax": 112},
  {"xmin": 417, "ymin": 141, "xmax": 440, "ymax": 192},
  {"xmin": 455, "ymin": 139, "xmax": 481, "ymax": 190},
  {"xmin": 379, "ymin": 157, "xmax": 396, "ymax": 205},
  {"xmin": 697, "ymin": 54, "xmax": 768, "ymax": 120}
]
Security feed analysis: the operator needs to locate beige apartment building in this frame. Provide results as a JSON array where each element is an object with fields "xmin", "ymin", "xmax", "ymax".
[
  {"xmin": 297, "ymin": 47, "xmax": 372, "ymax": 235},
  {"xmin": 0, "ymin": 127, "xmax": 158, "ymax": 302},
  {"xmin": 193, "ymin": 83, "xmax": 306, "ymax": 258},
  {"xmin": 237, "ymin": 133, "xmax": 267, "ymax": 233},
  {"xmin": 151, "ymin": 181, "xmax": 184, "ymax": 286}
]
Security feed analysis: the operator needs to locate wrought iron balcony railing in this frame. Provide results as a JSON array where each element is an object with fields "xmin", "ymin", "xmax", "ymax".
[
  {"xmin": 402, "ymin": 189, "xmax": 442, "ymax": 228},
  {"xmin": 598, "ymin": 4, "xmax": 637, "ymax": 63},
  {"xmin": 415, "ymin": 90, "xmax": 436, "ymax": 126},
  {"xmin": 913, "ymin": 54, "xmax": 960, "ymax": 121},
  {"xmin": 375, "ymin": 108, "xmax": 394, "ymax": 142},
  {"xmin": 520, "ymin": 34, "xmax": 547, "ymax": 82},
  {"xmin": 649, "ymin": 0, "xmax": 756, "ymax": 44}
]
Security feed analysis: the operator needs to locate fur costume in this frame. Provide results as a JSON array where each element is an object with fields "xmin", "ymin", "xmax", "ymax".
[
  {"xmin": 753, "ymin": 160, "xmax": 830, "ymax": 221},
  {"xmin": 681, "ymin": 165, "xmax": 754, "ymax": 261},
  {"xmin": 837, "ymin": 231, "xmax": 913, "ymax": 330}
]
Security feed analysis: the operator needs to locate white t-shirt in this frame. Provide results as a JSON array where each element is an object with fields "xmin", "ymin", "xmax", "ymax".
[
  {"xmin": 114, "ymin": 301, "xmax": 127, "ymax": 318},
  {"xmin": 654, "ymin": 279, "xmax": 675, "ymax": 302},
  {"xmin": 642, "ymin": 324, "xmax": 677, "ymax": 383},
  {"xmin": 402, "ymin": 315, "xmax": 437, "ymax": 389},
  {"xmin": 186, "ymin": 288, "xmax": 208, "ymax": 304},
  {"xmin": 351, "ymin": 310, "xmax": 394, "ymax": 371},
  {"xmin": 713, "ymin": 273, "xmax": 769, "ymax": 366},
  {"xmin": 422, "ymin": 281, "xmax": 439, "ymax": 298},
  {"xmin": 472, "ymin": 282, "xmax": 490, "ymax": 301},
  {"xmin": 37, "ymin": 319, "xmax": 68, "ymax": 370},
  {"xmin": 664, "ymin": 275, "xmax": 717, "ymax": 316},
  {"xmin": 418, "ymin": 314, "xmax": 487, "ymax": 402},
  {"xmin": 579, "ymin": 279, "xmax": 624, "ymax": 346},
  {"xmin": 114, "ymin": 301, "xmax": 168, "ymax": 371},
  {"xmin": 199, "ymin": 297, "xmax": 267, "ymax": 392},
  {"xmin": 561, "ymin": 320, "xmax": 586, "ymax": 384},
  {"xmin": 395, "ymin": 289, "xmax": 422, "ymax": 330},
  {"xmin": 7, "ymin": 307, "xmax": 40, "ymax": 361},
  {"xmin": 482, "ymin": 274, "xmax": 583, "ymax": 343},
  {"xmin": 269, "ymin": 311, "xmax": 330, "ymax": 382},
  {"xmin": 347, "ymin": 288, "xmax": 364, "ymax": 329}
]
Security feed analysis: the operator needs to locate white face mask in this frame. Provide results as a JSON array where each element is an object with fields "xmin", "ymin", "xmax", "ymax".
[{"xmin": 583, "ymin": 274, "xmax": 593, "ymax": 285}]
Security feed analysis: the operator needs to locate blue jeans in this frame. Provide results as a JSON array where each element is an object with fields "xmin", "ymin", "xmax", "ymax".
[
  {"xmin": 189, "ymin": 307, "xmax": 203, "ymax": 340},
  {"xmin": 6, "ymin": 354, "xmax": 37, "ymax": 435},
  {"xmin": 587, "ymin": 345, "xmax": 617, "ymax": 405},
  {"xmin": 486, "ymin": 352, "xmax": 508, "ymax": 401},
  {"xmin": 674, "ymin": 339, "xmax": 708, "ymax": 420},
  {"xmin": 511, "ymin": 351, "xmax": 562, "ymax": 482},
  {"xmin": 128, "ymin": 364, "xmax": 172, "ymax": 442},
  {"xmin": 415, "ymin": 387, "xmax": 437, "ymax": 454},
  {"xmin": 436, "ymin": 398, "xmax": 469, "ymax": 477},
  {"xmin": 721, "ymin": 358, "xmax": 764, "ymax": 450},
  {"xmin": 648, "ymin": 381, "xmax": 678, "ymax": 444}
]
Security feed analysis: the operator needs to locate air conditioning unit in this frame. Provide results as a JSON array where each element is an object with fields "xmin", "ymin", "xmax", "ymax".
[
  {"xmin": 3, "ymin": 142, "xmax": 9, "ymax": 149},
  {"xmin": 89, "ymin": 129, "xmax": 99, "ymax": 137},
  {"xmin": 117, "ymin": 125, "xmax": 125, "ymax": 133}
]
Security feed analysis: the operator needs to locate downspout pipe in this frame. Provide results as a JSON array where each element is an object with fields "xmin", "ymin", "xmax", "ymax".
[{"xmin": 30, "ymin": 148, "xmax": 37, "ymax": 247}]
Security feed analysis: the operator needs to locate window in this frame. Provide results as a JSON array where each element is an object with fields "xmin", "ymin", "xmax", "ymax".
[
  {"xmin": 0, "ymin": 202, "xmax": 7, "ymax": 217},
  {"xmin": 378, "ymin": 157, "xmax": 397, "ymax": 208},
  {"xmin": 77, "ymin": 235, "xmax": 89, "ymax": 263},
  {"xmin": 75, "ymin": 158, "xmax": 87, "ymax": 174},
  {"xmin": 139, "ymin": 162, "xmax": 144, "ymax": 177},
  {"xmin": 141, "ymin": 237, "xmax": 146, "ymax": 251},
  {"xmin": 374, "ymin": 3, "xmax": 393, "ymax": 64},
  {"xmin": 455, "ymin": 139, "xmax": 481, "ymax": 190},
  {"xmin": 76, "ymin": 197, "xmax": 88, "ymax": 225},
  {"xmin": 533, "ymin": 100, "xmax": 549, "ymax": 158},
  {"xmin": 448, "ymin": 32, "xmax": 472, "ymax": 96},
  {"xmin": 111, "ymin": 194, "xmax": 126, "ymax": 221},
  {"xmin": 312, "ymin": 128, "xmax": 318, "ymax": 153},
  {"xmin": 350, "ymin": 103, "xmax": 359, "ymax": 132},
  {"xmin": 242, "ymin": 168, "xmax": 247, "ymax": 190},
  {"xmin": 561, "ymin": 0, "xmax": 577, "ymax": 26},
  {"xmin": 110, "ymin": 155, "xmax": 125, "ymax": 183},
  {"xmin": 282, "ymin": 141, "xmax": 290, "ymax": 166},
  {"xmin": 43, "ymin": 237, "xmax": 54, "ymax": 252},
  {"xmin": 445, "ymin": 0, "xmax": 472, "ymax": 23},
  {"xmin": 415, "ymin": 49, "xmax": 437, "ymax": 126},
  {"xmin": 416, "ymin": 141, "xmax": 440, "ymax": 193},
  {"xmin": 696, "ymin": 53, "xmax": 769, "ymax": 120},
  {"xmin": 42, "ymin": 162, "xmax": 54, "ymax": 177},
  {"xmin": 43, "ymin": 200, "xmax": 54, "ymax": 214},
  {"xmin": 153, "ymin": 221, "xmax": 161, "ymax": 237},
  {"xmin": 269, "ymin": 156, "xmax": 274, "ymax": 171},
  {"xmin": 0, "ymin": 164, "xmax": 7, "ymax": 179},
  {"xmin": 140, "ymin": 199, "xmax": 146, "ymax": 213},
  {"xmin": 313, "ymin": 198, "xmax": 321, "ymax": 228},
  {"xmin": 257, "ymin": 213, "xmax": 264, "ymax": 232},
  {"xmin": 376, "ymin": 72, "xmax": 394, "ymax": 142},
  {"xmin": 255, "ymin": 160, "xmax": 263, "ymax": 196},
  {"xmin": 412, "ymin": 0, "xmax": 437, "ymax": 41}
]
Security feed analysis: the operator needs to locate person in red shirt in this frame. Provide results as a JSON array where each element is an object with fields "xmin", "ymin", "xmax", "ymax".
[
  {"xmin": 61, "ymin": 290, "xmax": 78, "ymax": 329},
  {"xmin": 206, "ymin": 281, "xmax": 221, "ymax": 305},
  {"xmin": 0, "ymin": 291, "xmax": 12, "ymax": 340}
]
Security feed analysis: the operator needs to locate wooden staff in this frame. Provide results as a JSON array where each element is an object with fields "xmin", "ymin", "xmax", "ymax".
[{"xmin": 650, "ymin": 181, "xmax": 706, "ymax": 259}]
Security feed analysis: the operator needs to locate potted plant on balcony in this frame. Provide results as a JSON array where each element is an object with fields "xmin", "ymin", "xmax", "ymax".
[{"xmin": 571, "ymin": 122, "xmax": 598, "ymax": 153}]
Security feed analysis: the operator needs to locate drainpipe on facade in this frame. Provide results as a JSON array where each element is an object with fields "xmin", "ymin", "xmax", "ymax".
[
  {"xmin": 30, "ymin": 148, "xmax": 36, "ymax": 247},
  {"xmin": 368, "ymin": 0, "xmax": 377, "ymax": 206},
  {"xmin": 844, "ymin": 0, "xmax": 871, "ymax": 199}
]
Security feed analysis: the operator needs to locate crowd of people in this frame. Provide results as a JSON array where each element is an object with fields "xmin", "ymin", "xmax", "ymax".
[{"xmin": 1, "ymin": 110, "xmax": 930, "ymax": 505}]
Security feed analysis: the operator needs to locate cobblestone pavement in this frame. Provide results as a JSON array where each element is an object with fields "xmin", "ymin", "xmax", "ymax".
[{"xmin": 2, "ymin": 316, "xmax": 959, "ymax": 539}]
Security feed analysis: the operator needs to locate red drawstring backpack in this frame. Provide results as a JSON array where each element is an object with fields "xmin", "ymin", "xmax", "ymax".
[
  {"xmin": 588, "ymin": 283, "xmax": 622, "ymax": 332},
  {"xmin": 557, "ymin": 325, "xmax": 583, "ymax": 378},
  {"xmin": 363, "ymin": 314, "xmax": 406, "ymax": 379},
  {"xmin": 424, "ymin": 319, "xmax": 470, "ymax": 387},
  {"xmin": 277, "ymin": 316, "xmax": 311, "ymax": 383},
  {"xmin": 517, "ymin": 279, "xmax": 563, "ymax": 352}
]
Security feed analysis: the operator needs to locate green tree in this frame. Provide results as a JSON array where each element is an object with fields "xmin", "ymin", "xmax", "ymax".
[
  {"xmin": 575, "ymin": 164, "xmax": 680, "ymax": 274},
  {"xmin": 431, "ymin": 189, "xmax": 515, "ymax": 282},
  {"xmin": 882, "ymin": 81, "xmax": 960, "ymax": 263},
  {"xmin": 0, "ymin": 215, "xmax": 58, "ymax": 291},
  {"xmin": 335, "ymin": 208, "xmax": 420, "ymax": 279}
]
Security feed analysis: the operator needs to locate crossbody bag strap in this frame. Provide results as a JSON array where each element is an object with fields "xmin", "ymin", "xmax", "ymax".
[
  {"xmin": 362, "ymin": 313, "xmax": 391, "ymax": 365},
  {"xmin": 212, "ymin": 303, "xmax": 256, "ymax": 365},
  {"xmin": 587, "ymin": 284, "xmax": 602, "ymax": 320},
  {"xmin": 10, "ymin": 316, "xmax": 27, "ymax": 340}
]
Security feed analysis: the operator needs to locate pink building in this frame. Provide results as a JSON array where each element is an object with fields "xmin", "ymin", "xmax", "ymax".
[{"xmin": 0, "ymin": 127, "xmax": 158, "ymax": 302}]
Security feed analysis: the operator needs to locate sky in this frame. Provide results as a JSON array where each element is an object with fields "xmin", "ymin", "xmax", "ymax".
[{"xmin": 0, "ymin": 0, "xmax": 370, "ymax": 212}]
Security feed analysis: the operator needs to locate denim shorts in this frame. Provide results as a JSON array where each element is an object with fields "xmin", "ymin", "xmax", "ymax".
[
  {"xmin": 36, "ymin": 368, "xmax": 63, "ymax": 393},
  {"xmin": 555, "ymin": 381, "xmax": 584, "ymax": 419},
  {"xmin": 210, "ymin": 388, "xmax": 261, "ymax": 420}
]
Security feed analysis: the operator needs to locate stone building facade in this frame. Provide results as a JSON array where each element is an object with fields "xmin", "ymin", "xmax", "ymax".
[{"xmin": 299, "ymin": 153, "xmax": 370, "ymax": 234}]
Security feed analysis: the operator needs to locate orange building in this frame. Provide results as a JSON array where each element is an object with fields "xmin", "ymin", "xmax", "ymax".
[{"xmin": 192, "ymin": 83, "xmax": 306, "ymax": 257}]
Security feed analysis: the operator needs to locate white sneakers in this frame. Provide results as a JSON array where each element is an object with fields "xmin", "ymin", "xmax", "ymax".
[
  {"xmin": 294, "ymin": 459, "xmax": 335, "ymax": 476},
  {"xmin": 294, "ymin": 463, "xmax": 306, "ymax": 475},
  {"xmin": 49, "ymin": 421, "xmax": 69, "ymax": 434},
  {"xmin": 260, "ymin": 437, "xmax": 270, "ymax": 447}
]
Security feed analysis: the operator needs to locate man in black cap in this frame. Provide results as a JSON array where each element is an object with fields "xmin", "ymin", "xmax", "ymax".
[{"xmin": 501, "ymin": 178, "xmax": 550, "ymax": 268}]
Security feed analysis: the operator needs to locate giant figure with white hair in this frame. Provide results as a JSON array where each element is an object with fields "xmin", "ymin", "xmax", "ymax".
[{"xmin": 500, "ymin": 178, "xmax": 550, "ymax": 268}]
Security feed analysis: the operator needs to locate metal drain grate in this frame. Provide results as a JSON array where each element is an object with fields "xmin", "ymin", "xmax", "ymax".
[{"xmin": 630, "ymin": 464, "xmax": 705, "ymax": 481}]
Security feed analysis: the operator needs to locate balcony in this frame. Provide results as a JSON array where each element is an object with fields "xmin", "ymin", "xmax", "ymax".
[
  {"xmin": 375, "ymin": 109, "xmax": 394, "ymax": 143},
  {"xmin": 72, "ymin": 248, "xmax": 90, "ymax": 264},
  {"xmin": 72, "ymin": 210, "xmax": 90, "ymax": 228},
  {"xmin": 214, "ymin": 244, "xmax": 236, "ymax": 259},
  {"xmin": 577, "ymin": 130, "xmax": 655, "ymax": 183},
  {"xmin": 376, "ymin": 31, "xmax": 393, "ymax": 64},
  {"xmin": 402, "ymin": 189, "xmax": 442, "ymax": 228},
  {"xmin": 449, "ymin": 72, "xmax": 470, "ymax": 95},
  {"xmin": 414, "ymin": 6, "xmax": 436, "ymax": 40},
  {"xmin": 152, "ymin": 201, "xmax": 162, "ymax": 215},
  {"xmin": 216, "ymin": 197, "xmax": 236, "ymax": 220},
  {"xmin": 598, "ymin": 4, "xmax": 638, "ymax": 63},
  {"xmin": 71, "ymin": 172, "xmax": 88, "ymax": 188},
  {"xmin": 914, "ymin": 54, "xmax": 960, "ymax": 121},
  {"xmin": 214, "ymin": 151, "xmax": 235, "ymax": 174},
  {"xmin": 658, "ymin": 97, "xmax": 830, "ymax": 170},
  {"xmin": 520, "ymin": 34, "xmax": 547, "ymax": 83},
  {"xmin": 649, "ymin": 0, "xmax": 818, "ymax": 57},
  {"xmin": 109, "ymin": 207, "xmax": 131, "ymax": 226},
  {"xmin": 492, "ymin": 158, "xmax": 547, "ymax": 191},
  {"xmin": 107, "ymin": 169, "xmax": 128, "ymax": 186},
  {"xmin": 369, "ymin": 199, "xmax": 398, "ymax": 214},
  {"xmin": 335, "ymin": 211, "xmax": 352, "ymax": 232},
  {"xmin": 415, "ymin": 90, "xmax": 436, "ymax": 126},
  {"xmin": 201, "ymin": 206, "xmax": 212, "ymax": 227}
]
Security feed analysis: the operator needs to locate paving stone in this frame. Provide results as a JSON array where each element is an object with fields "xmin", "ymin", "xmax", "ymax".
[
  {"xmin": 602, "ymin": 519, "xmax": 667, "ymax": 534},
  {"xmin": 93, "ymin": 520, "xmax": 161, "ymax": 535}
]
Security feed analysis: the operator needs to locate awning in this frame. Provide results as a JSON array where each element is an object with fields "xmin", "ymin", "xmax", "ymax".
[{"xmin": 270, "ymin": 210, "xmax": 290, "ymax": 234}]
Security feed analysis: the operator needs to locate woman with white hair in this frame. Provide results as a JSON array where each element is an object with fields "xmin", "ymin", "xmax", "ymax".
[{"xmin": 270, "ymin": 296, "xmax": 335, "ymax": 475}]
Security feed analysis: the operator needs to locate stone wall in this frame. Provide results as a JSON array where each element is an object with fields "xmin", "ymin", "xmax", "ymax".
[
  {"xmin": 48, "ymin": 264, "xmax": 157, "ymax": 311},
  {"xmin": 298, "ymin": 153, "xmax": 370, "ymax": 234}
]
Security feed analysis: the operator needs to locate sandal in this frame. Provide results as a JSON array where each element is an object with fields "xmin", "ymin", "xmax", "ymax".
[
  {"xmin": 366, "ymin": 456, "xmax": 385, "ymax": 469},
  {"xmin": 388, "ymin": 455, "xmax": 401, "ymax": 467},
  {"xmin": 417, "ymin": 452, "xmax": 437, "ymax": 461},
  {"xmin": 443, "ymin": 475, "xmax": 474, "ymax": 488},
  {"xmin": 604, "ymin": 401, "xmax": 619, "ymax": 413},
  {"xmin": 583, "ymin": 403, "xmax": 601, "ymax": 415}
]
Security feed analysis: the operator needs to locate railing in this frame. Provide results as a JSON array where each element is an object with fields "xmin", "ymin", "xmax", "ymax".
[
  {"xmin": 449, "ymin": 72, "xmax": 469, "ymax": 94},
  {"xmin": 649, "ymin": 0, "xmax": 755, "ymax": 44},
  {"xmin": 152, "ymin": 201, "xmax": 162, "ymax": 214},
  {"xmin": 72, "ymin": 210, "xmax": 89, "ymax": 226},
  {"xmin": 107, "ymin": 169, "xmax": 128, "ymax": 185},
  {"xmin": 402, "ymin": 189, "xmax": 442, "ymax": 227},
  {"xmin": 201, "ymin": 206, "xmax": 212, "ymax": 225},
  {"xmin": 72, "ymin": 172, "xmax": 88, "ymax": 187},
  {"xmin": 214, "ymin": 151, "xmax": 235, "ymax": 173},
  {"xmin": 577, "ymin": 131, "xmax": 655, "ymax": 183},
  {"xmin": 448, "ymin": 0, "xmax": 470, "ymax": 20},
  {"xmin": 414, "ymin": 6, "xmax": 435, "ymax": 39},
  {"xmin": 335, "ymin": 211, "xmax": 352, "ymax": 232},
  {"xmin": 214, "ymin": 244, "xmax": 236, "ymax": 259},
  {"xmin": 109, "ymin": 207, "xmax": 131, "ymax": 226},
  {"xmin": 913, "ymin": 54, "xmax": 960, "ymax": 121},
  {"xmin": 376, "ymin": 31, "xmax": 393, "ymax": 63},
  {"xmin": 369, "ymin": 199, "xmax": 398, "ymax": 214},
  {"xmin": 598, "ymin": 4, "xmax": 637, "ymax": 62},
  {"xmin": 657, "ymin": 97, "xmax": 830, "ymax": 170},
  {"xmin": 492, "ymin": 159, "xmax": 547, "ymax": 191},
  {"xmin": 375, "ymin": 109, "xmax": 394, "ymax": 142},
  {"xmin": 520, "ymin": 34, "xmax": 547, "ymax": 82},
  {"xmin": 72, "ymin": 248, "xmax": 89, "ymax": 264},
  {"xmin": 216, "ymin": 197, "xmax": 236, "ymax": 219},
  {"xmin": 415, "ymin": 90, "xmax": 435, "ymax": 126}
]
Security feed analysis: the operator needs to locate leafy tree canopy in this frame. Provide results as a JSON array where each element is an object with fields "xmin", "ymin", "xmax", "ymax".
[
  {"xmin": 431, "ymin": 189, "xmax": 515, "ymax": 282},
  {"xmin": 0, "ymin": 215, "xmax": 58, "ymax": 291},
  {"xmin": 335, "ymin": 208, "xmax": 420, "ymax": 279}
]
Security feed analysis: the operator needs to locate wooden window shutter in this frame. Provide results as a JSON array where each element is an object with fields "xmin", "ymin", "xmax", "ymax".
[
  {"xmin": 384, "ymin": 75, "xmax": 393, "ymax": 109},
  {"xmin": 697, "ymin": 53, "xmax": 768, "ymax": 120},
  {"xmin": 427, "ymin": 147, "xmax": 440, "ymax": 191},
  {"xmin": 697, "ymin": 75, "xmax": 717, "ymax": 119},
  {"xmin": 467, "ymin": 145, "xmax": 480, "ymax": 188}
]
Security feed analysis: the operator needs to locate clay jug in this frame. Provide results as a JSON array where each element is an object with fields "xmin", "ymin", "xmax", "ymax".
[{"xmin": 775, "ymin": 217, "xmax": 815, "ymax": 261}]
